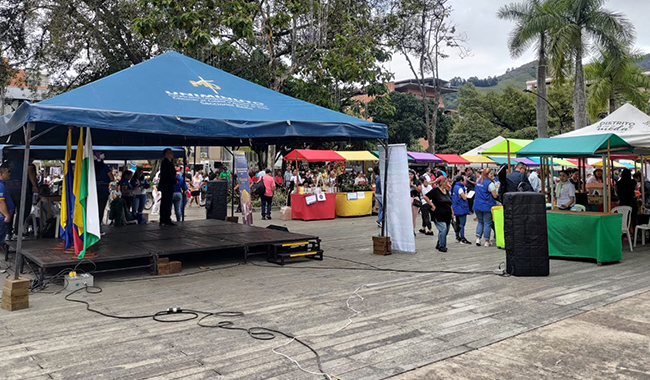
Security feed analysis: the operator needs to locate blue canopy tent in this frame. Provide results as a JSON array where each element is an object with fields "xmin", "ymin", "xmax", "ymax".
[
  {"xmin": 0, "ymin": 51, "xmax": 387, "ymax": 146},
  {"xmin": 0, "ymin": 51, "xmax": 388, "ymax": 278},
  {"xmin": 0, "ymin": 145, "xmax": 186, "ymax": 161}
]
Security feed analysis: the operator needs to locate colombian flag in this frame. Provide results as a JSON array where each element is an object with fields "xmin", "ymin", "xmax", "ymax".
[{"xmin": 72, "ymin": 129, "xmax": 85, "ymax": 253}]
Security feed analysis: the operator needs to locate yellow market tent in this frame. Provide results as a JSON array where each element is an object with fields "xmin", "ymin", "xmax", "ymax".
[
  {"xmin": 592, "ymin": 161, "xmax": 626, "ymax": 169},
  {"xmin": 461, "ymin": 155, "xmax": 496, "ymax": 164},
  {"xmin": 337, "ymin": 151, "xmax": 378, "ymax": 161}
]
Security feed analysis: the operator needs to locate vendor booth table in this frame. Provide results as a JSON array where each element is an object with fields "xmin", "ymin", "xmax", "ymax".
[
  {"xmin": 547, "ymin": 211, "xmax": 622, "ymax": 264},
  {"xmin": 291, "ymin": 193, "xmax": 336, "ymax": 221},
  {"xmin": 335, "ymin": 191, "xmax": 373, "ymax": 217}
]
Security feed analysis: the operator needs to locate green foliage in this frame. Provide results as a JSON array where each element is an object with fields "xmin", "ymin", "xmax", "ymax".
[
  {"xmin": 446, "ymin": 82, "xmax": 574, "ymax": 153},
  {"xmin": 585, "ymin": 49, "xmax": 650, "ymax": 119}
]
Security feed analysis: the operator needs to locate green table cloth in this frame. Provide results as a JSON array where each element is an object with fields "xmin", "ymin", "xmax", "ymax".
[{"xmin": 547, "ymin": 211, "xmax": 622, "ymax": 264}]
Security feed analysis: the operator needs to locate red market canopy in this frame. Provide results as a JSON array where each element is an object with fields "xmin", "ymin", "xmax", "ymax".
[
  {"xmin": 435, "ymin": 154, "xmax": 470, "ymax": 165},
  {"xmin": 283, "ymin": 149, "xmax": 344, "ymax": 162}
]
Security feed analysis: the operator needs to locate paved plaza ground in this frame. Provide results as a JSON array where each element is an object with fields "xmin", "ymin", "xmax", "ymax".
[{"xmin": 1, "ymin": 207, "xmax": 650, "ymax": 379}]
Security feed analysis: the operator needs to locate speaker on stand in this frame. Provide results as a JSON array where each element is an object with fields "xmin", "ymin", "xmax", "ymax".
[
  {"xmin": 205, "ymin": 180, "xmax": 228, "ymax": 220},
  {"xmin": 503, "ymin": 192, "xmax": 549, "ymax": 276}
]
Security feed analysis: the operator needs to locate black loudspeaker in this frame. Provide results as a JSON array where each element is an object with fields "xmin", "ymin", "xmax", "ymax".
[
  {"xmin": 504, "ymin": 192, "xmax": 549, "ymax": 276},
  {"xmin": 205, "ymin": 180, "xmax": 228, "ymax": 220}
]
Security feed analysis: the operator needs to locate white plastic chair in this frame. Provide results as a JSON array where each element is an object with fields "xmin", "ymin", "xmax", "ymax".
[
  {"xmin": 611, "ymin": 206, "xmax": 633, "ymax": 252},
  {"xmin": 570, "ymin": 204, "xmax": 586, "ymax": 212},
  {"xmin": 634, "ymin": 223, "xmax": 650, "ymax": 247}
]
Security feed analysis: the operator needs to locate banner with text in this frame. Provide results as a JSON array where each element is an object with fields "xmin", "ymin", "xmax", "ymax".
[
  {"xmin": 234, "ymin": 151, "xmax": 253, "ymax": 225},
  {"xmin": 379, "ymin": 144, "xmax": 415, "ymax": 253}
]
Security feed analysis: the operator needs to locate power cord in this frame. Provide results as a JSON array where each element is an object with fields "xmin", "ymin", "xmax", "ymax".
[{"xmin": 65, "ymin": 286, "xmax": 333, "ymax": 379}]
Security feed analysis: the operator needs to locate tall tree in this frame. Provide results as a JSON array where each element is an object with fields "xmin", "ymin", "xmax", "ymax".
[
  {"xmin": 498, "ymin": 0, "xmax": 557, "ymax": 138},
  {"xmin": 549, "ymin": 0, "xmax": 635, "ymax": 129},
  {"xmin": 585, "ymin": 48, "xmax": 650, "ymax": 119},
  {"xmin": 386, "ymin": 0, "xmax": 468, "ymax": 153}
]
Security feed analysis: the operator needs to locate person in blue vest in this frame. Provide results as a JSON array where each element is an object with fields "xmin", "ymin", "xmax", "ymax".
[
  {"xmin": 474, "ymin": 167, "xmax": 498, "ymax": 247},
  {"xmin": 0, "ymin": 165, "xmax": 16, "ymax": 246},
  {"xmin": 451, "ymin": 175, "xmax": 471, "ymax": 244}
]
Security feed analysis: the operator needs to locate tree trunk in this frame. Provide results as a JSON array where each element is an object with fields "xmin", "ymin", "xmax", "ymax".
[
  {"xmin": 608, "ymin": 97, "xmax": 616, "ymax": 115},
  {"xmin": 573, "ymin": 42, "xmax": 588, "ymax": 129},
  {"xmin": 536, "ymin": 34, "xmax": 549, "ymax": 138}
]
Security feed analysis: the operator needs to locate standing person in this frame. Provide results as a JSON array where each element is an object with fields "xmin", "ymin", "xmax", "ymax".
[
  {"xmin": 505, "ymin": 163, "xmax": 533, "ymax": 193},
  {"xmin": 7, "ymin": 155, "xmax": 38, "ymax": 238},
  {"xmin": 424, "ymin": 176, "xmax": 453, "ymax": 252},
  {"xmin": 465, "ymin": 168, "xmax": 476, "ymax": 212},
  {"xmin": 94, "ymin": 152, "xmax": 114, "ymax": 226},
  {"xmin": 284, "ymin": 166, "xmax": 293, "ymax": 187},
  {"xmin": 419, "ymin": 176, "xmax": 434, "ymax": 235},
  {"xmin": 172, "ymin": 170, "xmax": 187, "ymax": 222},
  {"xmin": 374, "ymin": 166, "xmax": 382, "ymax": 228},
  {"xmin": 354, "ymin": 171, "xmax": 367, "ymax": 185},
  {"xmin": 474, "ymin": 168, "xmax": 498, "ymax": 247},
  {"xmin": 0, "ymin": 165, "xmax": 15, "ymax": 246},
  {"xmin": 261, "ymin": 169, "xmax": 276, "ymax": 220},
  {"xmin": 587, "ymin": 168, "xmax": 603, "ymax": 195},
  {"xmin": 633, "ymin": 172, "xmax": 650, "ymax": 204},
  {"xmin": 119, "ymin": 170, "xmax": 135, "ymax": 212},
  {"xmin": 528, "ymin": 169, "xmax": 542, "ymax": 193},
  {"xmin": 409, "ymin": 171, "xmax": 422, "ymax": 235},
  {"xmin": 189, "ymin": 171, "xmax": 202, "ymax": 207},
  {"xmin": 569, "ymin": 169, "xmax": 583, "ymax": 192},
  {"xmin": 616, "ymin": 169, "xmax": 637, "ymax": 228},
  {"xmin": 452, "ymin": 175, "xmax": 471, "ymax": 244},
  {"xmin": 158, "ymin": 148, "xmax": 177, "ymax": 226},
  {"xmin": 130, "ymin": 167, "xmax": 148, "ymax": 218},
  {"xmin": 555, "ymin": 170, "xmax": 576, "ymax": 210}
]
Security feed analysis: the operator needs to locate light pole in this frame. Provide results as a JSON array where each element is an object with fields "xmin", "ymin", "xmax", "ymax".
[{"xmin": 523, "ymin": 89, "xmax": 565, "ymax": 134}]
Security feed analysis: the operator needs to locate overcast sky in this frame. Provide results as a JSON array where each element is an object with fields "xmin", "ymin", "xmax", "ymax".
[{"xmin": 386, "ymin": 0, "xmax": 650, "ymax": 81}]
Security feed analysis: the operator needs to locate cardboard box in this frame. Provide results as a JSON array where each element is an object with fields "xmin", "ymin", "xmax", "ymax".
[
  {"xmin": 169, "ymin": 261, "xmax": 182, "ymax": 274},
  {"xmin": 280, "ymin": 206, "xmax": 292, "ymax": 221}
]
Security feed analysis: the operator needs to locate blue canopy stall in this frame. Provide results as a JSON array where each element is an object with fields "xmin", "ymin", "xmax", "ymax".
[{"xmin": 0, "ymin": 51, "xmax": 388, "ymax": 280}]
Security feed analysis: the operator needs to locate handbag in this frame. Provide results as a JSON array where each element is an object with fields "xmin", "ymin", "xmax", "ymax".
[{"xmin": 412, "ymin": 198, "xmax": 422, "ymax": 208}]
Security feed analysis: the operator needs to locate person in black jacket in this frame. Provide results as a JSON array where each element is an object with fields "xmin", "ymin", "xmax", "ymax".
[
  {"xmin": 505, "ymin": 163, "xmax": 533, "ymax": 193},
  {"xmin": 159, "ymin": 148, "xmax": 177, "ymax": 226}
]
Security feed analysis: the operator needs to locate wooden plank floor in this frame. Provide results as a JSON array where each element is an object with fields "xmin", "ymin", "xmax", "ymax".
[{"xmin": 2, "ymin": 211, "xmax": 650, "ymax": 380}]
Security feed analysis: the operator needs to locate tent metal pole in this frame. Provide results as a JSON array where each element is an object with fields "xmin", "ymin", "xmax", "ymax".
[
  {"xmin": 380, "ymin": 139, "xmax": 389, "ymax": 238},
  {"xmin": 506, "ymin": 140, "xmax": 511, "ymax": 173},
  {"xmin": 607, "ymin": 140, "xmax": 612, "ymax": 213},
  {"xmin": 642, "ymin": 155, "xmax": 645, "ymax": 206},
  {"xmin": 602, "ymin": 154, "xmax": 607, "ymax": 209},
  {"xmin": 550, "ymin": 157, "xmax": 555, "ymax": 207},
  {"xmin": 182, "ymin": 155, "xmax": 187, "ymax": 222},
  {"xmin": 13, "ymin": 123, "xmax": 34, "ymax": 279}
]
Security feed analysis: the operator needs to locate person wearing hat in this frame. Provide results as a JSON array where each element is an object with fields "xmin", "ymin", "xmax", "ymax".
[{"xmin": 94, "ymin": 151, "xmax": 114, "ymax": 227}]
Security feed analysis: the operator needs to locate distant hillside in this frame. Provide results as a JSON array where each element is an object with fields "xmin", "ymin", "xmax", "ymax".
[{"xmin": 442, "ymin": 53, "xmax": 650, "ymax": 109}]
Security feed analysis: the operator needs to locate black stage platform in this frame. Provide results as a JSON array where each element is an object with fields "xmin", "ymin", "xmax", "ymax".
[{"xmin": 8, "ymin": 219, "xmax": 321, "ymax": 280}]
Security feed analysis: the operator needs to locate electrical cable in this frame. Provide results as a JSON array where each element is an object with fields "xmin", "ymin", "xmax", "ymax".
[{"xmin": 65, "ymin": 286, "xmax": 332, "ymax": 379}]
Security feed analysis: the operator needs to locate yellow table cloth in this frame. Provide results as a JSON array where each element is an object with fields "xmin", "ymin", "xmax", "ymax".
[{"xmin": 335, "ymin": 192, "xmax": 373, "ymax": 217}]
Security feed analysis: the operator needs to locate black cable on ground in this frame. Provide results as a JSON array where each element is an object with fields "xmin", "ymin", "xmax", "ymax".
[{"xmin": 65, "ymin": 286, "xmax": 330, "ymax": 379}]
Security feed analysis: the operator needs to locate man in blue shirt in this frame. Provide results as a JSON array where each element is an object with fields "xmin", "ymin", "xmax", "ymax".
[{"xmin": 0, "ymin": 165, "xmax": 16, "ymax": 245}]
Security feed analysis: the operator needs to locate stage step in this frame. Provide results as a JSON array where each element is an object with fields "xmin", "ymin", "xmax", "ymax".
[{"xmin": 267, "ymin": 239, "xmax": 323, "ymax": 266}]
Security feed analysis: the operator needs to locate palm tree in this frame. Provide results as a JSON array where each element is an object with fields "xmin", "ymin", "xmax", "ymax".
[
  {"xmin": 549, "ymin": 0, "xmax": 635, "ymax": 129},
  {"xmin": 498, "ymin": 0, "xmax": 557, "ymax": 138},
  {"xmin": 585, "ymin": 49, "xmax": 650, "ymax": 119}
]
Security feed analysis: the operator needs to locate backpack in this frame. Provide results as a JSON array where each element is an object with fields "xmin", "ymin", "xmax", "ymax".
[{"xmin": 252, "ymin": 180, "xmax": 266, "ymax": 196}]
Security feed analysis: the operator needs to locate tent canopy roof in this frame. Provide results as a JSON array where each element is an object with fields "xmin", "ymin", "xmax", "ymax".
[
  {"xmin": 407, "ymin": 152, "xmax": 441, "ymax": 163},
  {"xmin": 528, "ymin": 157, "xmax": 577, "ymax": 167},
  {"xmin": 461, "ymin": 155, "xmax": 495, "ymax": 164},
  {"xmin": 517, "ymin": 134, "xmax": 633, "ymax": 158},
  {"xmin": 0, "ymin": 145, "xmax": 185, "ymax": 161},
  {"xmin": 555, "ymin": 103, "xmax": 650, "ymax": 154},
  {"xmin": 435, "ymin": 153, "xmax": 470, "ymax": 165},
  {"xmin": 337, "ymin": 151, "xmax": 378, "ymax": 161},
  {"xmin": 463, "ymin": 136, "xmax": 505, "ymax": 156},
  {"xmin": 0, "ymin": 52, "xmax": 387, "ymax": 146},
  {"xmin": 488, "ymin": 156, "xmax": 519, "ymax": 165},
  {"xmin": 283, "ymin": 149, "xmax": 344, "ymax": 162},
  {"xmin": 481, "ymin": 139, "xmax": 532, "ymax": 156}
]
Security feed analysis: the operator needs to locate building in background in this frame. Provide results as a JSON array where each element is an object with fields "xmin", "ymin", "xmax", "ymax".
[{"xmin": 1, "ymin": 64, "xmax": 49, "ymax": 115}]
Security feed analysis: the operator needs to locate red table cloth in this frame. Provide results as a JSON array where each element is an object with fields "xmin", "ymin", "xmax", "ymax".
[{"xmin": 291, "ymin": 193, "xmax": 336, "ymax": 221}]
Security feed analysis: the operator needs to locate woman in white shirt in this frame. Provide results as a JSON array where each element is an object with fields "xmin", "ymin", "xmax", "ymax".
[
  {"xmin": 354, "ymin": 172, "xmax": 367, "ymax": 185},
  {"xmin": 419, "ymin": 176, "xmax": 434, "ymax": 235},
  {"xmin": 555, "ymin": 170, "xmax": 576, "ymax": 210}
]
